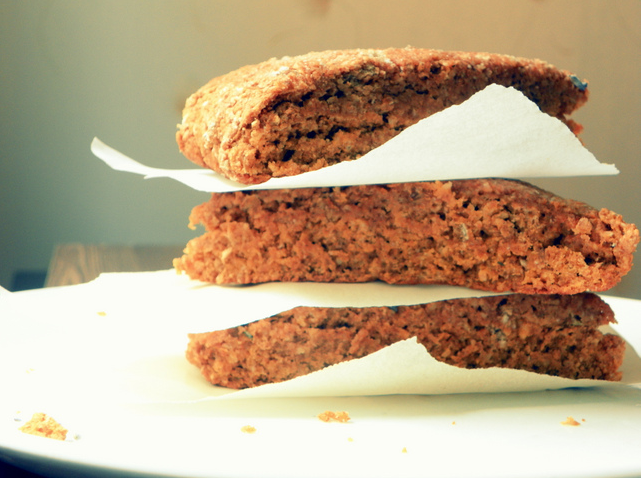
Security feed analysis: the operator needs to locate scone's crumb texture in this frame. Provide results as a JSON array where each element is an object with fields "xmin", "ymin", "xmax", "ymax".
[
  {"xmin": 174, "ymin": 179, "xmax": 639, "ymax": 294},
  {"xmin": 19, "ymin": 413, "xmax": 68, "ymax": 441},
  {"xmin": 177, "ymin": 47, "xmax": 588, "ymax": 184},
  {"xmin": 186, "ymin": 293, "xmax": 625, "ymax": 389}
]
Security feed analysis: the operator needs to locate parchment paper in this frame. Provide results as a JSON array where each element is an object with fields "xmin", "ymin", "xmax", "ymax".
[
  {"xmin": 5, "ymin": 271, "xmax": 636, "ymax": 403},
  {"xmin": 91, "ymin": 85, "xmax": 617, "ymax": 192}
]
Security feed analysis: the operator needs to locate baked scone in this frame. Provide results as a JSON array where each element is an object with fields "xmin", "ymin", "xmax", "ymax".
[
  {"xmin": 177, "ymin": 47, "xmax": 588, "ymax": 184},
  {"xmin": 186, "ymin": 293, "xmax": 624, "ymax": 389},
  {"xmin": 174, "ymin": 179, "xmax": 639, "ymax": 294}
]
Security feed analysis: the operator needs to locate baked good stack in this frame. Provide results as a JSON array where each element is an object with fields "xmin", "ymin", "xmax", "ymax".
[{"xmin": 172, "ymin": 48, "xmax": 639, "ymax": 390}]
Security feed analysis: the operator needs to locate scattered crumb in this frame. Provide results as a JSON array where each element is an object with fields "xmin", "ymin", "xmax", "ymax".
[
  {"xmin": 25, "ymin": 368, "xmax": 35, "ymax": 374},
  {"xmin": 317, "ymin": 411, "xmax": 351, "ymax": 423},
  {"xmin": 347, "ymin": 437, "xmax": 354, "ymax": 442},
  {"xmin": 561, "ymin": 416, "xmax": 581, "ymax": 427},
  {"xmin": 97, "ymin": 311, "xmax": 107, "ymax": 317},
  {"xmin": 241, "ymin": 425, "xmax": 256, "ymax": 434},
  {"xmin": 19, "ymin": 413, "xmax": 68, "ymax": 440},
  {"xmin": 402, "ymin": 447, "xmax": 408, "ymax": 453},
  {"xmin": 451, "ymin": 421, "xmax": 456, "ymax": 425}
]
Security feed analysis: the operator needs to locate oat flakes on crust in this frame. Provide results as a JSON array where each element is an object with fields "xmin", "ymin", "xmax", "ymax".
[
  {"xmin": 186, "ymin": 293, "xmax": 625, "ymax": 389},
  {"xmin": 174, "ymin": 179, "xmax": 639, "ymax": 294},
  {"xmin": 177, "ymin": 47, "xmax": 588, "ymax": 184}
]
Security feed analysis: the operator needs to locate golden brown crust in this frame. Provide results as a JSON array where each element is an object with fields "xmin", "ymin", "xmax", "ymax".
[
  {"xmin": 174, "ymin": 179, "xmax": 638, "ymax": 294},
  {"xmin": 177, "ymin": 47, "xmax": 588, "ymax": 184},
  {"xmin": 186, "ymin": 293, "xmax": 624, "ymax": 389}
]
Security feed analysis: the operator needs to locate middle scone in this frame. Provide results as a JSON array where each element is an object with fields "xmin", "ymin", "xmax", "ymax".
[{"xmin": 174, "ymin": 178, "xmax": 639, "ymax": 295}]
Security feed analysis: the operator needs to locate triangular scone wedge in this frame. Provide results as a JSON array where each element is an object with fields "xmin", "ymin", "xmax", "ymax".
[
  {"xmin": 187, "ymin": 293, "xmax": 624, "ymax": 389},
  {"xmin": 174, "ymin": 179, "xmax": 639, "ymax": 294},
  {"xmin": 177, "ymin": 47, "xmax": 588, "ymax": 184}
]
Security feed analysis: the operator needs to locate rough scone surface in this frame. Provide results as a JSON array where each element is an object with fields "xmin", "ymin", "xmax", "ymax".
[
  {"xmin": 186, "ymin": 293, "xmax": 624, "ymax": 389},
  {"xmin": 174, "ymin": 179, "xmax": 639, "ymax": 294},
  {"xmin": 177, "ymin": 47, "xmax": 588, "ymax": 184}
]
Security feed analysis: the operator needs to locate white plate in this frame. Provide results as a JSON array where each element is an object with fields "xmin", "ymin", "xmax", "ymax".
[{"xmin": 1, "ymin": 282, "xmax": 641, "ymax": 478}]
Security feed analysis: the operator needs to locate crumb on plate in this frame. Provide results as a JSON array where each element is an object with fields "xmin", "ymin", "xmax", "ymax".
[
  {"xmin": 561, "ymin": 416, "xmax": 581, "ymax": 427},
  {"xmin": 241, "ymin": 425, "xmax": 257, "ymax": 434},
  {"xmin": 317, "ymin": 411, "xmax": 351, "ymax": 423},
  {"xmin": 19, "ymin": 413, "xmax": 68, "ymax": 440}
]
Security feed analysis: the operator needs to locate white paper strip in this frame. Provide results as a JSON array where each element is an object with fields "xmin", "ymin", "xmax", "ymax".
[
  {"xmin": 91, "ymin": 85, "xmax": 617, "ymax": 193},
  {"xmin": 87, "ymin": 270, "xmax": 499, "ymax": 334}
]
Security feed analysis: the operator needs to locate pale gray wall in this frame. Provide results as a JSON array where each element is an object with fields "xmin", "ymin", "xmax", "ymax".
[{"xmin": 1, "ymin": 0, "xmax": 640, "ymax": 298}]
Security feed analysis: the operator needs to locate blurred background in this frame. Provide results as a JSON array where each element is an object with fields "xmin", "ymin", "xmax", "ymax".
[{"xmin": 1, "ymin": 0, "xmax": 639, "ymax": 297}]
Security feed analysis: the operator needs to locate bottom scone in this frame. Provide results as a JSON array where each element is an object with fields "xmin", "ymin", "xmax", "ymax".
[{"xmin": 186, "ymin": 293, "xmax": 625, "ymax": 389}]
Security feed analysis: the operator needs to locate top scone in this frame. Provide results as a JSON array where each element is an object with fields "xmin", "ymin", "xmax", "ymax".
[{"xmin": 176, "ymin": 47, "xmax": 588, "ymax": 185}]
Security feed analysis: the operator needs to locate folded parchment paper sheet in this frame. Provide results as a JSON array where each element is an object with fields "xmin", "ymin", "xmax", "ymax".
[{"xmin": 91, "ymin": 85, "xmax": 617, "ymax": 193}]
